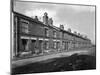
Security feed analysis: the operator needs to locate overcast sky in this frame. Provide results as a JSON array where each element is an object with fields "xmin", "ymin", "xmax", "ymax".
[{"xmin": 13, "ymin": 0, "xmax": 96, "ymax": 44}]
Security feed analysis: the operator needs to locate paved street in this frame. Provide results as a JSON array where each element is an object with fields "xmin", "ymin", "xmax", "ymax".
[
  {"xmin": 12, "ymin": 47, "xmax": 96, "ymax": 74},
  {"xmin": 12, "ymin": 47, "xmax": 95, "ymax": 68}
]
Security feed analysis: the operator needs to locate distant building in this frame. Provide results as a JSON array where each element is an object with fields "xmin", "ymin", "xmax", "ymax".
[{"xmin": 12, "ymin": 11, "xmax": 92, "ymax": 58}]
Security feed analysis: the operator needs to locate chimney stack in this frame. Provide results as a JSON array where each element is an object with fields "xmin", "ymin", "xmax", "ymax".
[
  {"xmin": 48, "ymin": 18, "xmax": 53, "ymax": 26},
  {"xmin": 74, "ymin": 31, "xmax": 77, "ymax": 34},
  {"xmin": 68, "ymin": 28, "xmax": 71, "ymax": 32},
  {"xmin": 78, "ymin": 33, "xmax": 80, "ymax": 36},
  {"xmin": 85, "ymin": 36, "xmax": 87, "ymax": 38},
  {"xmin": 60, "ymin": 24, "xmax": 64, "ymax": 30},
  {"xmin": 35, "ymin": 16, "xmax": 38, "ymax": 21},
  {"xmin": 43, "ymin": 12, "xmax": 48, "ymax": 25}
]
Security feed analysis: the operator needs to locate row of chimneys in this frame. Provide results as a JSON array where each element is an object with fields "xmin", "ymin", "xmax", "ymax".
[
  {"xmin": 33, "ymin": 12, "xmax": 87, "ymax": 39},
  {"xmin": 43, "ymin": 12, "xmax": 53, "ymax": 26},
  {"xmin": 74, "ymin": 31, "xmax": 87, "ymax": 38},
  {"xmin": 59, "ymin": 24, "xmax": 87, "ymax": 38},
  {"xmin": 33, "ymin": 12, "xmax": 53, "ymax": 26}
]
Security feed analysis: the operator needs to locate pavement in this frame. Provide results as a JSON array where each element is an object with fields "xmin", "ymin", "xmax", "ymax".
[{"xmin": 12, "ymin": 47, "xmax": 95, "ymax": 68}]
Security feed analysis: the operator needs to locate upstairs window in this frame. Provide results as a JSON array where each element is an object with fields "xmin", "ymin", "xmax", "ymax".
[
  {"xmin": 45, "ymin": 28, "xmax": 49, "ymax": 37},
  {"xmin": 57, "ymin": 42, "xmax": 60, "ymax": 49},
  {"xmin": 62, "ymin": 32, "xmax": 64, "ymax": 38},
  {"xmin": 20, "ymin": 19, "xmax": 29, "ymax": 33},
  {"xmin": 53, "ymin": 31, "xmax": 57, "ymax": 38},
  {"xmin": 62, "ymin": 42, "xmax": 66, "ymax": 50},
  {"xmin": 53, "ymin": 42, "xmax": 57, "ymax": 49}
]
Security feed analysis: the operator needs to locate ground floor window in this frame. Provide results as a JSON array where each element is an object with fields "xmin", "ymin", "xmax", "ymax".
[
  {"xmin": 53, "ymin": 42, "xmax": 57, "ymax": 49},
  {"xmin": 62, "ymin": 42, "xmax": 66, "ymax": 50},
  {"xmin": 68, "ymin": 41, "xmax": 72, "ymax": 49},
  {"xmin": 57, "ymin": 42, "xmax": 60, "ymax": 50},
  {"xmin": 45, "ymin": 41, "xmax": 49, "ymax": 49},
  {"xmin": 72, "ymin": 41, "xmax": 75, "ymax": 48}
]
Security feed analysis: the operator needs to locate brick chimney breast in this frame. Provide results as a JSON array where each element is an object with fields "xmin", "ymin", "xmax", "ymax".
[
  {"xmin": 74, "ymin": 31, "xmax": 77, "ymax": 34},
  {"xmin": 68, "ymin": 28, "xmax": 71, "ymax": 32},
  {"xmin": 43, "ymin": 12, "xmax": 48, "ymax": 25},
  {"xmin": 60, "ymin": 24, "xmax": 64, "ymax": 30},
  {"xmin": 78, "ymin": 33, "xmax": 80, "ymax": 36},
  {"xmin": 35, "ymin": 16, "xmax": 38, "ymax": 21},
  {"xmin": 48, "ymin": 18, "xmax": 53, "ymax": 26}
]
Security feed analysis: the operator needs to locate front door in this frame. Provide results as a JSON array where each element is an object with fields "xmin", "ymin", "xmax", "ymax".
[
  {"xmin": 22, "ymin": 39, "xmax": 28, "ymax": 51},
  {"xmin": 39, "ymin": 40, "xmax": 43, "ymax": 54},
  {"xmin": 31, "ymin": 40, "xmax": 36, "ymax": 54}
]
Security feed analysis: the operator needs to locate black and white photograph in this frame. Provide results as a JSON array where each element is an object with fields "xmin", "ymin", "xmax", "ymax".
[{"xmin": 11, "ymin": 0, "xmax": 96, "ymax": 75}]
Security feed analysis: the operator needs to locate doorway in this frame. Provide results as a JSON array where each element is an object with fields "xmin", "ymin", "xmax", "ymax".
[{"xmin": 38, "ymin": 40, "xmax": 43, "ymax": 54}]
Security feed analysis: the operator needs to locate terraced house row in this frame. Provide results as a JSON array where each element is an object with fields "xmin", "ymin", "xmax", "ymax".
[{"xmin": 12, "ymin": 11, "xmax": 92, "ymax": 58}]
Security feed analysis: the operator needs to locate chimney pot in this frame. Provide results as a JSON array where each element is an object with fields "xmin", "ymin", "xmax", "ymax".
[
  {"xmin": 68, "ymin": 28, "xmax": 71, "ymax": 32},
  {"xmin": 35, "ymin": 16, "xmax": 38, "ymax": 21},
  {"xmin": 60, "ymin": 24, "xmax": 64, "ymax": 30},
  {"xmin": 43, "ymin": 12, "xmax": 48, "ymax": 25},
  {"xmin": 48, "ymin": 18, "xmax": 53, "ymax": 26}
]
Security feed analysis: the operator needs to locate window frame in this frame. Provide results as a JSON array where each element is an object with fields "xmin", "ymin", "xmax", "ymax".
[
  {"xmin": 45, "ymin": 41, "xmax": 49, "ymax": 49},
  {"xmin": 20, "ymin": 19, "xmax": 29, "ymax": 34},
  {"xmin": 45, "ymin": 28, "xmax": 49, "ymax": 37},
  {"xmin": 53, "ymin": 41, "xmax": 57, "ymax": 49},
  {"xmin": 53, "ymin": 31, "xmax": 57, "ymax": 38}
]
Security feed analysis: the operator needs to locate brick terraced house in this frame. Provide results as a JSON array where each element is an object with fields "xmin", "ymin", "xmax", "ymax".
[{"xmin": 12, "ymin": 11, "xmax": 92, "ymax": 58}]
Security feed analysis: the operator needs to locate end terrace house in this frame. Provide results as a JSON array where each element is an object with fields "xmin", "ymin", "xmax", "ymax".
[{"xmin": 12, "ymin": 11, "xmax": 92, "ymax": 58}]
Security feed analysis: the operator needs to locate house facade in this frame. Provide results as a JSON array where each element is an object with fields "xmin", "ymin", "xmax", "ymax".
[{"xmin": 12, "ymin": 12, "xmax": 92, "ymax": 58}]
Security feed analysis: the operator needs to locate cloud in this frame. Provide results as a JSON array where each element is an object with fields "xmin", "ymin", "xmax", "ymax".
[
  {"xmin": 54, "ymin": 5, "xmax": 95, "ymax": 43},
  {"xmin": 68, "ymin": 5, "xmax": 95, "ymax": 13},
  {"xmin": 25, "ymin": 9, "xmax": 56, "ymax": 18},
  {"xmin": 14, "ymin": 1, "xmax": 57, "ymax": 12}
]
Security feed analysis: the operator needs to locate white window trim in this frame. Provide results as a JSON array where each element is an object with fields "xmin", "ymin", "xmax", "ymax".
[
  {"xmin": 21, "ymin": 36, "xmax": 37, "ymax": 40},
  {"xmin": 44, "ymin": 39, "xmax": 49, "ymax": 41},
  {"xmin": 31, "ymin": 37, "xmax": 37, "ymax": 40},
  {"xmin": 56, "ymin": 40, "xmax": 60, "ymax": 41},
  {"xmin": 53, "ymin": 39, "xmax": 56, "ymax": 41},
  {"xmin": 21, "ymin": 36, "xmax": 30, "ymax": 39},
  {"xmin": 39, "ymin": 38, "xmax": 44, "ymax": 40}
]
